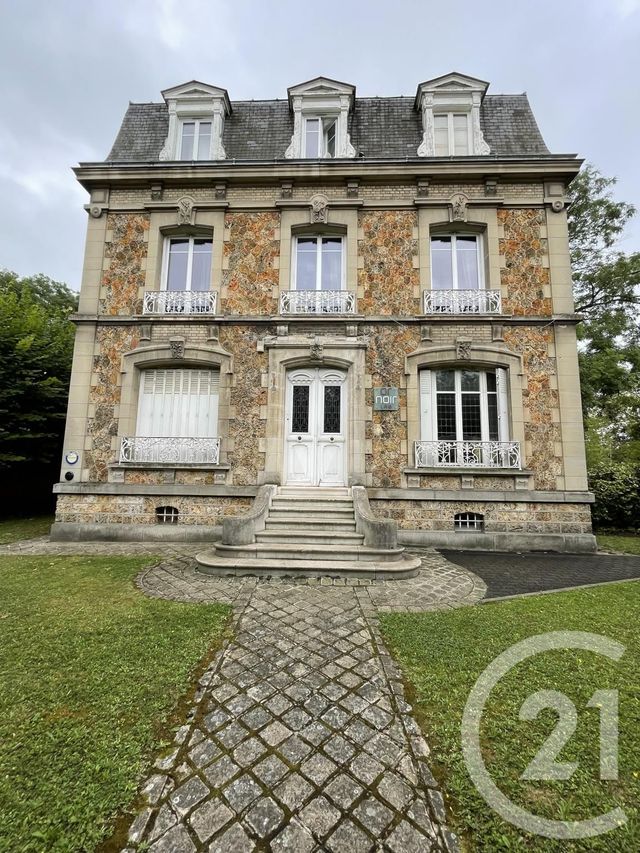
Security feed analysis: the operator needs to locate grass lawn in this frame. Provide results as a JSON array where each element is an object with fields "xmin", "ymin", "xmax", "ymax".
[
  {"xmin": 381, "ymin": 583, "xmax": 639, "ymax": 852},
  {"xmin": 597, "ymin": 534, "xmax": 640, "ymax": 556},
  {"xmin": 0, "ymin": 556, "xmax": 230, "ymax": 853},
  {"xmin": 0, "ymin": 516, "xmax": 54, "ymax": 544}
]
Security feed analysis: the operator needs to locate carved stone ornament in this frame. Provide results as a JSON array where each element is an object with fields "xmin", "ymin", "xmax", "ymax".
[
  {"xmin": 456, "ymin": 339, "xmax": 472, "ymax": 360},
  {"xmin": 89, "ymin": 205, "xmax": 103, "ymax": 219},
  {"xmin": 169, "ymin": 339, "xmax": 185, "ymax": 359},
  {"xmin": 215, "ymin": 182, "xmax": 227, "ymax": 200},
  {"xmin": 281, "ymin": 181, "xmax": 293, "ymax": 199},
  {"xmin": 310, "ymin": 194, "xmax": 329, "ymax": 224},
  {"xmin": 551, "ymin": 199, "xmax": 565, "ymax": 213},
  {"xmin": 309, "ymin": 342, "xmax": 324, "ymax": 361},
  {"xmin": 177, "ymin": 196, "xmax": 195, "ymax": 226},
  {"xmin": 150, "ymin": 183, "xmax": 163, "ymax": 201},
  {"xmin": 450, "ymin": 193, "xmax": 468, "ymax": 222}
]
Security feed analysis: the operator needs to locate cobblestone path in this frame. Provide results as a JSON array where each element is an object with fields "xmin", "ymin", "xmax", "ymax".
[{"xmin": 120, "ymin": 553, "xmax": 483, "ymax": 852}]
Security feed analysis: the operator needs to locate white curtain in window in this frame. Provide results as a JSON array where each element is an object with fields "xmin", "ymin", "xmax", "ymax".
[{"xmin": 136, "ymin": 369, "xmax": 219, "ymax": 437}]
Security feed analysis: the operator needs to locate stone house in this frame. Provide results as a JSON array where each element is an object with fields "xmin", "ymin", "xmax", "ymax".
[{"xmin": 53, "ymin": 73, "xmax": 595, "ymax": 553}]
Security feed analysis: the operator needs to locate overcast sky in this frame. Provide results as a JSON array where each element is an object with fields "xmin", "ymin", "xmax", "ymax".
[{"xmin": 1, "ymin": 0, "xmax": 639, "ymax": 290}]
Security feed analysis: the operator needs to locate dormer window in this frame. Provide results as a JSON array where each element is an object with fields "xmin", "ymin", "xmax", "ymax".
[
  {"xmin": 415, "ymin": 73, "xmax": 490, "ymax": 158},
  {"xmin": 285, "ymin": 77, "xmax": 356, "ymax": 159},
  {"xmin": 180, "ymin": 120, "xmax": 213, "ymax": 160},
  {"xmin": 434, "ymin": 113, "xmax": 470, "ymax": 156},
  {"xmin": 159, "ymin": 81, "xmax": 231, "ymax": 162},
  {"xmin": 305, "ymin": 117, "xmax": 337, "ymax": 158}
]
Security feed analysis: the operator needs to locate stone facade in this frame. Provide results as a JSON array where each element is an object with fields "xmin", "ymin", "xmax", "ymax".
[{"xmin": 54, "ymin": 75, "xmax": 594, "ymax": 550}]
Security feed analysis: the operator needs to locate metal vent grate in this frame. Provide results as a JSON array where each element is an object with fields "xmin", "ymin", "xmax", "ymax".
[
  {"xmin": 156, "ymin": 505, "xmax": 179, "ymax": 524},
  {"xmin": 454, "ymin": 512, "xmax": 484, "ymax": 531}
]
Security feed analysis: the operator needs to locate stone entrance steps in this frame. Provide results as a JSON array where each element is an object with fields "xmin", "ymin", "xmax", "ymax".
[{"xmin": 196, "ymin": 486, "xmax": 421, "ymax": 578}]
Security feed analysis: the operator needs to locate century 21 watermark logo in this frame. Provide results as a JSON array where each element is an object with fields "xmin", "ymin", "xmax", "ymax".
[{"xmin": 461, "ymin": 631, "xmax": 627, "ymax": 840}]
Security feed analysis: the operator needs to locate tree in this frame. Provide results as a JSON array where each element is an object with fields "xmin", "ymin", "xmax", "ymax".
[
  {"xmin": 568, "ymin": 166, "xmax": 640, "ymax": 528},
  {"xmin": 0, "ymin": 270, "xmax": 77, "ymax": 469}
]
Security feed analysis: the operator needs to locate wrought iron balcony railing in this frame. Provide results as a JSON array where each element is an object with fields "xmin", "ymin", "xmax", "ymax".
[
  {"xmin": 120, "ymin": 436, "xmax": 221, "ymax": 464},
  {"xmin": 415, "ymin": 440, "xmax": 521, "ymax": 469},
  {"xmin": 143, "ymin": 291, "xmax": 217, "ymax": 315},
  {"xmin": 280, "ymin": 290, "xmax": 356, "ymax": 314},
  {"xmin": 423, "ymin": 289, "xmax": 501, "ymax": 314}
]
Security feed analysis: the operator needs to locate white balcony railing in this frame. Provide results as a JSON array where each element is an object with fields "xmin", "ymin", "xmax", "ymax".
[
  {"xmin": 120, "ymin": 436, "xmax": 221, "ymax": 464},
  {"xmin": 280, "ymin": 290, "xmax": 356, "ymax": 314},
  {"xmin": 415, "ymin": 440, "xmax": 521, "ymax": 469},
  {"xmin": 423, "ymin": 289, "xmax": 501, "ymax": 314},
  {"xmin": 143, "ymin": 291, "xmax": 217, "ymax": 315}
]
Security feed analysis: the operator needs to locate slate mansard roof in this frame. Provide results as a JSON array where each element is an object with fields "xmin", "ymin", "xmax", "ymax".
[{"xmin": 107, "ymin": 93, "xmax": 551, "ymax": 163}]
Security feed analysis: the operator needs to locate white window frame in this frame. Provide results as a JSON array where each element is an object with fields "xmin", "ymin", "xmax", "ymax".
[
  {"xmin": 178, "ymin": 118, "xmax": 213, "ymax": 160},
  {"xmin": 420, "ymin": 368, "xmax": 509, "ymax": 442},
  {"xmin": 433, "ymin": 112, "xmax": 471, "ymax": 156},
  {"xmin": 161, "ymin": 236, "xmax": 213, "ymax": 292},
  {"xmin": 303, "ymin": 116, "xmax": 338, "ymax": 158},
  {"xmin": 291, "ymin": 235, "xmax": 345, "ymax": 291},
  {"xmin": 430, "ymin": 233, "xmax": 485, "ymax": 291}
]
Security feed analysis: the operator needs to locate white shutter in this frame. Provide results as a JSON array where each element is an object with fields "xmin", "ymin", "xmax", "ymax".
[
  {"xmin": 136, "ymin": 369, "xmax": 219, "ymax": 438},
  {"xmin": 496, "ymin": 368, "xmax": 509, "ymax": 441},
  {"xmin": 419, "ymin": 370, "xmax": 434, "ymax": 441}
]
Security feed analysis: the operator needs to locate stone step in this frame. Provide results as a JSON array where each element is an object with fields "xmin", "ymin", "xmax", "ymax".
[
  {"xmin": 265, "ymin": 519, "xmax": 357, "ymax": 532},
  {"xmin": 214, "ymin": 542, "xmax": 406, "ymax": 563},
  {"xmin": 270, "ymin": 500, "xmax": 354, "ymax": 512},
  {"xmin": 255, "ymin": 530, "xmax": 364, "ymax": 545},
  {"xmin": 278, "ymin": 487, "xmax": 350, "ymax": 494},
  {"xmin": 268, "ymin": 508, "xmax": 356, "ymax": 521},
  {"xmin": 195, "ymin": 551, "xmax": 421, "ymax": 579}
]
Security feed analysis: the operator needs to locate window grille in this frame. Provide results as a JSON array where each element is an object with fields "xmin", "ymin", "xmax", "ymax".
[
  {"xmin": 156, "ymin": 506, "xmax": 179, "ymax": 525},
  {"xmin": 454, "ymin": 512, "xmax": 484, "ymax": 531}
]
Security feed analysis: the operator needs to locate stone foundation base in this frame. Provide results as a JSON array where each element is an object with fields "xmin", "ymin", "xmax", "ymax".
[
  {"xmin": 50, "ymin": 522, "xmax": 221, "ymax": 542},
  {"xmin": 398, "ymin": 529, "xmax": 597, "ymax": 554}
]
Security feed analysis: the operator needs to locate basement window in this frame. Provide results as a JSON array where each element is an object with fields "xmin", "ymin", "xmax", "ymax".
[
  {"xmin": 454, "ymin": 512, "xmax": 484, "ymax": 531},
  {"xmin": 156, "ymin": 505, "xmax": 179, "ymax": 525}
]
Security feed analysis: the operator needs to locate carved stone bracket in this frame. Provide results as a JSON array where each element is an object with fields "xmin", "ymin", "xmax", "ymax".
[
  {"xmin": 456, "ymin": 338, "xmax": 472, "ymax": 360},
  {"xmin": 169, "ymin": 338, "xmax": 185, "ymax": 359},
  {"xmin": 150, "ymin": 183, "xmax": 164, "ymax": 201},
  {"xmin": 280, "ymin": 181, "xmax": 293, "ymax": 199},
  {"xmin": 215, "ymin": 182, "xmax": 227, "ymax": 200},
  {"xmin": 177, "ymin": 196, "xmax": 195, "ymax": 226},
  {"xmin": 416, "ymin": 179, "xmax": 430, "ymax": 198},
  {"xmin": 310, "ymin": 194, "xmax": 329, "ymax": 224},
  {"xmin": 309, "ymin": 341, "xmax": 324, "ymax": 361},
  {"xmin": 450, "ymin": 193, "xmax": 468, "ymax": 222},
  {"xmin": 346, "ymin": 180, "xmax": 360, "ymax": 198}
]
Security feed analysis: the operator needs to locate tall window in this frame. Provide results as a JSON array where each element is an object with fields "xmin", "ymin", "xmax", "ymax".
[
  {"xmin": 434, "ymin": 113, "xmax": 469, "ymax": 156},
  {"xmin": 179, "ymin": 120, "xmax": 212, "ymax": 160},
  {"xmin": 137, "ymin": 369, "xmax": 219, "ymax": 438},
  {"xmin": 420, "ymin": 368, "xmax": 508, "ymax": 443},
  {"xmin": 431, "ymin": 234, "xmax": 482, "ymax": 290},
  {"xmin": 293, "ymin": 236, "xmax": 344, "ymax": 290},
  {"xmin": 304, "ymin": 117, "xmax": 337, "ymax": 158},
  {"xmin": 163, "ymin": 237, "xmax": 212, "ymax": 291}
]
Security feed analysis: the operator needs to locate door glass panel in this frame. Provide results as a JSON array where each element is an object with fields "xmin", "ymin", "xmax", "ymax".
[
  {"xmin": 296, "ymin": 238, "xmax": 317, "ymax": 290},
  {"xmin": 196, "ymin": 122, "xmax": 212, "ymax": 160},
  {"xmin": 321, "ymin": 238, "xmax": 342, "ymax": 290},
  {"xmin": 305, "ymin": 118, "xmax": 320, "ymax": 157},
  {"xmin": 180, "ymin": 122, "xmax": 195, "ymax": 159},
  {"xmin": 456, "ymin": 236, "xmax": 479, "ymax": 289},
  {"xmin": 190, "ymin": 239, "xmax": 212, "ymax": 291},
  {"xmin": 436, "ymin": 393, "xmax": 456, "ymax": 440},
  {"xmin": 461, "ymin": 395, "xmax": 482, "ymax": 440},
  {"xmin": 431, "ymin": 237, "xmax": 453, "ymax": 289},
  {"xmin": 291, "ymin": 385, "xmax": 310, "ymax": 432},
  {"xmin": 323, "ymin": 385, "xmax": 341, "ymax": 433},
  {"xmin": 166, "ymin": 239, "xmax": 189, "ymax": 290}
]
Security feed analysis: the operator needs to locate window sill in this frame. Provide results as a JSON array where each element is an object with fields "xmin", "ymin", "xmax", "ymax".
[
  {"xmin": 404, "ymin": 467, "xmax": 532, "ymax": 477},
  {"xmin": 109, "ymin": 462, "xmax": 230, "ymax": 471}
]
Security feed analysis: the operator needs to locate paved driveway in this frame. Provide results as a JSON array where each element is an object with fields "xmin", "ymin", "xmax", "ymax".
[{"xmin": 438, "ymin": 550, "xmax": 640, "ymax": 600}]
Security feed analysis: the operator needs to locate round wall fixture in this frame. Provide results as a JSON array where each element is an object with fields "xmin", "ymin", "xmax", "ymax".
[{"xmin": 65, "ymin": 451, "xmax": 79, "ymax": 465}]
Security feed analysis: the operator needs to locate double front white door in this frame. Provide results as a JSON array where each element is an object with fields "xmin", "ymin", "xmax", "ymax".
[{"xmin": 285, "ymin": 368, "xmax": 346, "ymax": 486}]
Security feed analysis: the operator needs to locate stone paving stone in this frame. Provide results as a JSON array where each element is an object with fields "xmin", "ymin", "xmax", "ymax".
[
  {"xmin": 244, "ymin": 796, "xmax": 284, "ymax": 838},
  {"xmin": 117, "ymin": 552, "xmax": 475, "ymax": 851},
  {"xmin": 170, "ymin": 776, "xmax": 209, "ymax": 817},
  {"xmin": 207, "ymin": 822, "xmax": 254, "ymax": 852},
  {"xmin": 325, "ymin": 818, "xmax": 372, "ymax": 852},
  {"xmin": 148, "ymin": 824, "xmax": 197, "ymax": 853},
  {"xmin": 273, "ymin": 771, "xmax": 314, "ymax": 810},
  {"xmin": 270, "ymin": 818, "xmax": 315, "ymax": 852},
  {"xmin": 189, "ymin": 800, "xmax": 233, "ymax": 843},
  {"xmin": 299, "ymin": 795, "xmax": 341, "ymax": 838}
]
